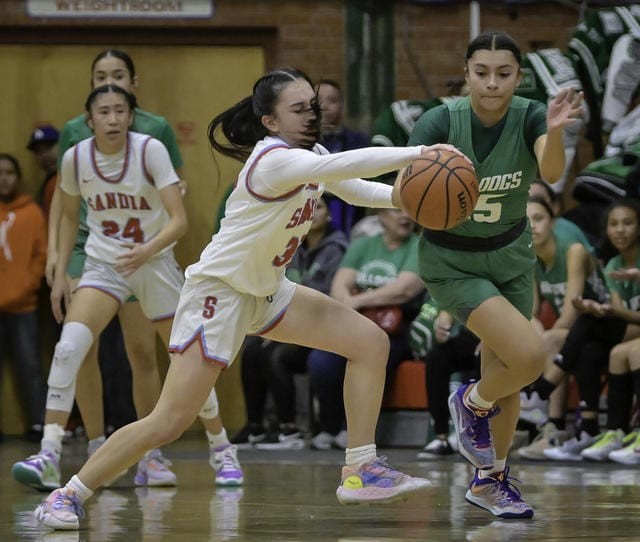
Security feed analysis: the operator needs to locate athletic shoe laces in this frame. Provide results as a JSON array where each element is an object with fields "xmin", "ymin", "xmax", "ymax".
[
  {"xmin": 490, "ymin": 468, "xmax": 525, "ymax": 506},
  {"xmin": 360, "ymin": 456, "xmax": 403, "ymax": 487},
  {"xmin": 218, "ymin": 446, "xmax": 240, "ymax": 470},
  {"xmin": 52, "ymin": 490, "xmax": 85, "ymax": 518},
  {"xmin": 469, "ymin": 411, "xmax": 494, "ymax": 449}
]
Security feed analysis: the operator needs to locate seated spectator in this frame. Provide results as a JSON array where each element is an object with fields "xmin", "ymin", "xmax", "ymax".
[
  {"xmin": 517, "ymin": 196, "xmax": 604, "ymax": 459},
  {"xmin": 308, "ymin": 207, "xmax": 425, "ymax": 449},
  {"xmin": 601, "ymin": 338, "xmax": 640, "ymax": 464},
  {"xmin": 315, "ymin": 79, "xmax": 370, "ymax": 237},
  {"xmin": 528, "ymin": 199, "xmax": 640, "ymax": 461},
  {"xmin": 410, "ymin": 297, "xmax": 480, "ymax": 459},
  {"xmin": 0, "ymin": 153, "xmax": 47, "ymax": 440},
  {"xmin": 231, "ymin": 196, "xmax": 348, "ymax": 449},
  {"xmin": 529, "ymin": 178, "xmax": 594, "ymax": 252}
]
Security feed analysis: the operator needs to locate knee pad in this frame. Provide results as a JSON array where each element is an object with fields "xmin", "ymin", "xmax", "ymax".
[
  {"xmin": 46, "ymin": 322, "xmax": 94, "ymax": 412},
  {"xmin": 198, "ymin": 388, "xmax": 219, "ymax": 419}
]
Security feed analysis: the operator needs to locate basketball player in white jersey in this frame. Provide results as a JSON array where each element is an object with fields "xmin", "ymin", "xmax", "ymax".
[
  {"xmin": 34, "ymin": 68, "xmax": 460, "ymax": 530},
  {"xmin": 13, "ymin": 84, "xmax": 241, "ymax": 494}
]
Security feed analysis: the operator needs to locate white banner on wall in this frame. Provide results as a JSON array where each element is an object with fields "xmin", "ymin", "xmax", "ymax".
[{"xmin": 26, "ymin": 0, "xmax": 214, "ymax": 18}]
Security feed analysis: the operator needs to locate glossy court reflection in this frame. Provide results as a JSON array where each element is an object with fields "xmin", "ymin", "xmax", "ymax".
[{"xmin": 3, "ymin": 438, "xmax": 640, "ymax": 541}]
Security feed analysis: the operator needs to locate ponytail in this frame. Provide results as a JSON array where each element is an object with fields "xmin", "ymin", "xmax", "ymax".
[
  {"xmin": 207, "ymin": 67, "xmax": 314, "ymax": 162},
  {"xmin": 208, "ymin": 96, "xmax": 268, "ymax": 162}
]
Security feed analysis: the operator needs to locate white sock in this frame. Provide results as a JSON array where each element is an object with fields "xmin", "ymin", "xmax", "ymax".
[
  {"xmin": 66, "ymin": 474, "xmax": 93, "ymax": 503},
  {"xmin": 479, "ymin": 459, "xmax": 507, "ymax": 478},
  {"xmin": 87, "ymin": 435, "xmax": 106, "ymax": 456},
  {"xmin": 207, "ymin": 428, "xmax": 230, "ymax": 450},
  {"xmin": 467, "ymin": 384, "xmax": 494, "ymax": 410},
  {"xmin": 41, "ymin": 423, "xmax": 65, "ymax": 460},
  {"xmin": 345, "ymin": 444, "xmax": 376, "ymax": 468}
]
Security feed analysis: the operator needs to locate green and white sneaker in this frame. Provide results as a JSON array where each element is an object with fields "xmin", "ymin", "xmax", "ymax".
[
  {"xmin": 581, "ymin": 429, "xmax": 625, "ymax": 462},
  {"xmin": 609, "ymin": 430, "xmax": 640, "ymax": 465},
  {"xmin": 12, "ymin": 450, "xmax": 61, "ymax": 491}
]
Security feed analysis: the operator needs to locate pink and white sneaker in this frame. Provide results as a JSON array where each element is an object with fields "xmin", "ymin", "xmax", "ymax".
[
  {"xmin": 134, "ymin": 449, "xmax": 177, "ymax": 487},
  {"xmin": 336, "ymin": 456, "xmax": 431, "ymax": 505},
  {"xmin": 34, "ymin": 488, "xmax": 85, "ymax": 530}
]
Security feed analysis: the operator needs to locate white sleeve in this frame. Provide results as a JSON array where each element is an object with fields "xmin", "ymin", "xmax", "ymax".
[
  {"xmin": 144, "ymin": 138, "xmax": 180, "ymax": 190},
  {"xmin": 60, "ymin": 147, "xmax": 80, "ymax": 196},
  {"xmin": 253, "ymin": 144, "xmax": 423, "ymax": 194},
  {"xmin": 327, "ymin": 178, "xmax": 395, "ymax": 209}
]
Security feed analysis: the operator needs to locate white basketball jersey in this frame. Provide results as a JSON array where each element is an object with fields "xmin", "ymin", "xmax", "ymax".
[
  {"xmin": 188, "ymin": 138, "xmax": 323, "ymax": 297},
  {"xmin": 186, "ymin": 135, "xmax": 421, "ymax": 297},
  {"xmin": 61, "ymin": 132, "xmax": 179, "ymax": 264}
]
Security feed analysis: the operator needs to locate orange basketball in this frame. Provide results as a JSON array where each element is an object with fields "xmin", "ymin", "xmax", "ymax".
[{"xmin": 399, "ymin": 149, "xmax": 479, "ymax": 230}]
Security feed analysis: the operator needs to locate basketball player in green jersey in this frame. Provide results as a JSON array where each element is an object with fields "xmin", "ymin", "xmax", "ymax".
[{"xmin": 393, "ymin": 32, "xmax": 583, "ymax": 518}]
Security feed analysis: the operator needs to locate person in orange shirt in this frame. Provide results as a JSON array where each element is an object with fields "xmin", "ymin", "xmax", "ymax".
[{"xmin": 0, "ymin": 153, "xmax": 47, "ymax": 440}]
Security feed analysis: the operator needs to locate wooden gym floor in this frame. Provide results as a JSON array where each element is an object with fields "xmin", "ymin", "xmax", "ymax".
[{"xmin": 2, "ymin": 435, "xmax": 640, "ymax": 541}]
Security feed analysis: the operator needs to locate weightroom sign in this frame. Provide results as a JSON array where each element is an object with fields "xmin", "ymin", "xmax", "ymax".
[{"xmin": 26, "ymin": 0, "xmax": 214, "ymax": 18}]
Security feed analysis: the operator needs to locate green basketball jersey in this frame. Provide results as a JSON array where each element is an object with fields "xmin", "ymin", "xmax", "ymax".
[
  {"xmin": 605, "ymin": 252, "xmax": 640, "ymax": 310},
  {"xmin": 536, "ymin": 234, "xmax": 608, "ymax": 316},
  {"xmin": 445, "ymin": 96, "xmax": 541, "ymax": 237},
  {"xmin": 554, "ymin": 217, "xmax": 594, "ymax": 254}
]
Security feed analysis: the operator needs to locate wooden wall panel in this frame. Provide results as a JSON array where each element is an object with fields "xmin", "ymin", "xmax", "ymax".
[{"xmin": 0, "ymin": 44, "xmax": 264, "ymax": 435}]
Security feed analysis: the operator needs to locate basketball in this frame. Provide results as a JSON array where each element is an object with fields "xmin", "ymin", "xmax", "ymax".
[{"xmin": 399, "ymin": 149, "xmax": 479, "ymax": 230}]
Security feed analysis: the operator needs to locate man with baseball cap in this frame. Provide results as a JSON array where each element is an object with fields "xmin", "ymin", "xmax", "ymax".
[{"xmin": 26, "ymin": 125, "xmax": 59, "ymax": 221}]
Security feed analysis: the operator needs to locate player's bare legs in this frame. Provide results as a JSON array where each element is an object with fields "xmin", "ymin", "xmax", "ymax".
[
  {"xmin": 264, "ymin": 286, "xmax": 389, "ymax": 448},
  {"xmin": 118, "ymin": 301, "xmax": 161, "ymax": 418},
  {"xmin": 265, "ymin": 285, "xmax": 430, "ymax": 504},
  {"xmin": 447, "ymin": 296, "xmax": 543, "ymax": 519},
  {"xmin": 69, "ymin": 343, "xmax": 222, "ymax": 490},
  {"xmin": 12, "ymin": 288, "xmax": 120, "ymax": 491}
]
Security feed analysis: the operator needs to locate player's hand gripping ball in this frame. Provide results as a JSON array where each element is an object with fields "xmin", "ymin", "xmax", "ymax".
[{"xmin": 399, "ymin": 149, "xmax": 479, "ymax": 230}]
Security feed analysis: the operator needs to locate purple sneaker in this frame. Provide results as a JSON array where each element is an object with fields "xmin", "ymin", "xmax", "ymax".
[
  {"xmin": 448, "ymin": 383, "xmax": 498, "ymax": 469},
  {"xmin": 210, "ymin": 444, "xmax": 243, "ymax": 486},
  {"xmin": 465, "ymin": 467, "xmax": 534, "ymax": 518},
  {"xmin": 134, "ymin": 449, "xmax": 177, "ymax": 487},
  {"xmin": 12, "ymin": 450, "xmax": 61, "ymax": 491},
  {"xmin": 34, "ymin": 488, "xmax": 85, "ymax": 530}
]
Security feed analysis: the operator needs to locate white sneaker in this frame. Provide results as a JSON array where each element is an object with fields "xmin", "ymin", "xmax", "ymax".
[
  {"xmin": 609, "ymin": 430, "xmax": 640, "ymax": 465},
  {"xmin": 255, "ymin": 430, "xmax": 305, "ymax": 450},
  {"xmin": 543, "ymin": 431, "xmax": 596, "ymax": 461},
  {"xmin": 517, "ymin": 422, "xmax": 567, "ymax": 460},
  {"xmin": 210, "ymin": 444, "xmax": 243, "ymax": 486},
  {"xmin": 519, "ymin": 391, "xmax": 549, "ymax": 425},
  {"xmin": 581, "ymin": 429, "xmax": 625, "ymax": 461},
  {"xmin": 311, "ymin": 431, "xmax": 346, "ymax": 450},
  {"xmin": 333, "ymin": 430, "xmax": 348, "ymax": 450}
]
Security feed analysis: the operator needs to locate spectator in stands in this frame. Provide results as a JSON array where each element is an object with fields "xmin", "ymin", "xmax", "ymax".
[
  {"xmin": 518, "ymin": 196, "xmax": 607, "ymax": 460},
  {"xmin": 520, "ymin": 181, "xmax": 593, "ymax": 439},
  {"xmin": 308, "ymin": 207, "xmax": 424, "ymax": 449},
  {"xmin": 315, "ymin": 79, "xmax": 370, "ymax": 236},
  {"xmin": 26, "ymin": 125, "xmax": 59, "ymax": 222},
  {"xmin": 0, "ymin": 153, "xmax": 47, "ymax": 440},
  {"xmin": 602, "ymin": 334, "xmax": 640, "ymax": 464},
  {"xmin": 411, "ymin": 296, "xmax": 480, "ymax": 459},
  {"xmin": 529, "ymin": 179, "xmax": 594, "ymax": 252},
  {"xmin": 232, "ymin": 196, "xmax": 348, "ymax": 449},
  {"xmin": 529, "ymin": 199, "xmax": 640, "ymax": 461},
  {"xmin": 568, "ymin": 200, "xmax": 640, "ymax": 463}
]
